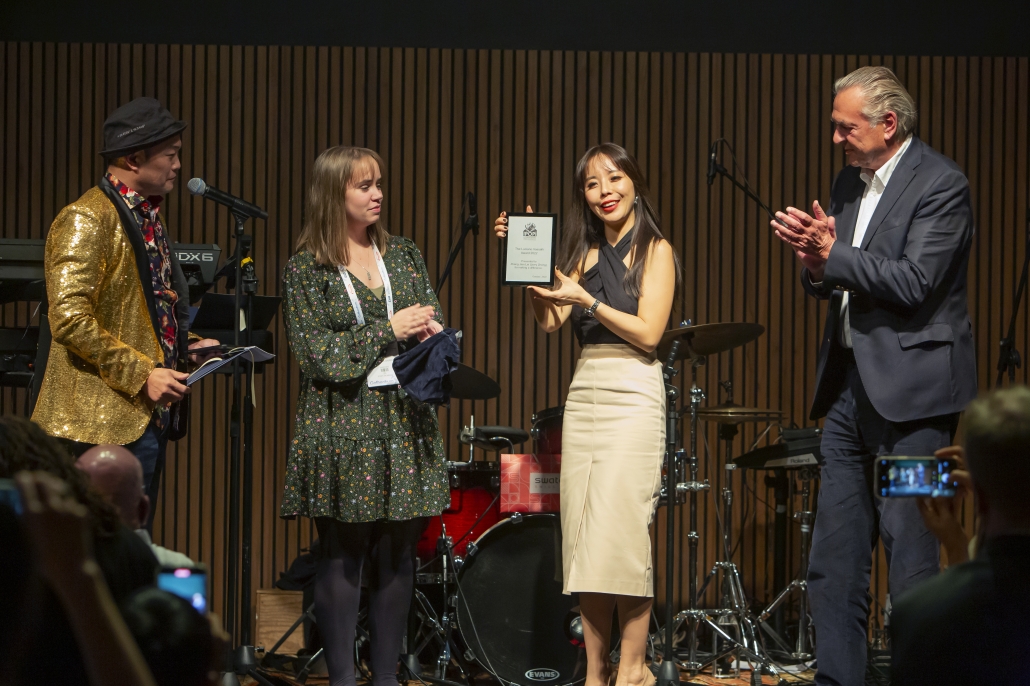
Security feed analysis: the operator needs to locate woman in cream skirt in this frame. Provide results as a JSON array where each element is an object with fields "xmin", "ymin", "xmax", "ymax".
[{"xmin": 494, "ymin": 143, "xmax": 677, "ymax": 686}]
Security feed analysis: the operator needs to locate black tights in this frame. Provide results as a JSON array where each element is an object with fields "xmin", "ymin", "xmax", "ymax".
[{"xmin": 313, "ymin": 517, "xmax": 425, "ymax": 686}]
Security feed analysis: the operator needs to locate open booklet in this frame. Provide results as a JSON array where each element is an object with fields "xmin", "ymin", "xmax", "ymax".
[{"xmin": 187, "ymin": 346, "xmax": 275, "ymax": 386}]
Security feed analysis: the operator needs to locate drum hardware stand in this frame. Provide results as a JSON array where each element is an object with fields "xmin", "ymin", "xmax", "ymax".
[
  {"xmin": 405, "ymin": 587, "xmax": 472, "ymax": 684},
  {"xmin": 663, "ymin": 349, "xmax": 774, "ymax": 682},
  {"xmin": 403, "ymin": 523, "xmax": 473, "ymax": 684},
  {"xmin": 453, "ymin": 415, "xmax": 477, "ymax": 469},
  {"xmin": 678, "ymin": 349, "xmax": 712, "ymax": 676},
  {"xmin": 697, "ymin": 379, "xmax": 759, "ymax": 679},
  {"xmin": 657, "ymin": 338, "xmax": 684, "ymax": 686},
  {"xmin": 695, "ymin": 476, "xmax": 762, "ymax": 680},
  {"xmin": 757, "ymin": 466, "xmax": 815, "ymax": 661}
]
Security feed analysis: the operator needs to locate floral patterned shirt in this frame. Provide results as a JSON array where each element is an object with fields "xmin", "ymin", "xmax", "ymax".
[{"xmin": 105, "ymin": 172, "xmax": 178, "ymax": 428}]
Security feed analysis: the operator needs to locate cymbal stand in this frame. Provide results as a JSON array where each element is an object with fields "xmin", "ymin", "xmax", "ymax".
[
  {"xmin": 657, "ymin": 340, "xmax": 682, "ymax": 686},
  {"xmin": 695, "ymin": 467, "xmax": 762, "ymax": 680},
  {"xmin": 757, "ymin": 466, "xmax": 815, "ymax": 660},
  {"xmin": 694, "ymin": 380, "xmax": 760, "ymax": 679},
  {"xmin": 667, "ymin": 353, "xmax": 771, "ymax": 681},
  {"xmin": 679, "ymin": 349, "xmax": 710, "ymax": 675}
]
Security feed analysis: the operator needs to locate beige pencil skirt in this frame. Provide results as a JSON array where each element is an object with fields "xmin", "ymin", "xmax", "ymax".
[{"xmin": 560, "ymin": 343, "xmax": 666, "ymax": 597}]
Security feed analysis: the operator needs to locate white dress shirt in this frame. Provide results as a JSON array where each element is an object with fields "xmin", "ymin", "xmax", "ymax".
[
  {"xmin": 136, "ymin": 528, "xmax": 196, "ymax": 568},
  {"xmin": 839, "ymin": 134, "xmax": 914, "ymax": 348}
]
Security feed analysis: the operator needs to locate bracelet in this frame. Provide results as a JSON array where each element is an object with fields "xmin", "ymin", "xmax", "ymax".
[{"xmin": 584, "ymin": 299, "xmax": 602, "ymax": 318}]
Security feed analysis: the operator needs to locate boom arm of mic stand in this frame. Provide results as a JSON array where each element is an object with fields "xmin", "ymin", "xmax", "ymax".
[
  {"xmin": 712, "ymin": 163, "xmax": 786, "ymax": 228},
  {"xmin": 436, "ymin": 214, "xmax": 477, "ymax": 294}
]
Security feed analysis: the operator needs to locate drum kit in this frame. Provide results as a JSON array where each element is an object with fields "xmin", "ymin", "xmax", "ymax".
[{"xmin": 268, "ymin": 327, "xmax": 818, "ymax": 685}]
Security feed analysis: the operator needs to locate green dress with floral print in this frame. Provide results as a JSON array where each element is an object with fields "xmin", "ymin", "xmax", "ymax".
[{"xmin": 279, "ymin": 235, "xmax": 450, "ymax": 523}]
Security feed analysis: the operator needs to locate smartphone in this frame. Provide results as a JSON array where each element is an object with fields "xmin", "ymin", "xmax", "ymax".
[
  {"xmin": 157, "ymin": 566, "xmax": 208, "ymax": 614},
  {"xmin": 0, "ymin": 478, "xmax": 23, "ymax": 516},
  {"xmin": 875, "ymin": 456, "xmax": 956, "ymax": 498}
]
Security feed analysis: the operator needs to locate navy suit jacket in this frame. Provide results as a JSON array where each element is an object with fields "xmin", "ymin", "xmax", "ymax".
[{"xmin": 802, "ymin": 137, "xmax": 977, "ymax": 423}]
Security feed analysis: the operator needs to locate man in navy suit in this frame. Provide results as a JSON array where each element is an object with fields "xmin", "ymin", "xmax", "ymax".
[{"xmin": 771, "ymin": 66, "xmax": 977, "ymax": 686}]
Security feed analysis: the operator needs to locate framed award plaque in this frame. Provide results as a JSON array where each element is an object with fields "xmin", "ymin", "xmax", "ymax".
[{"xmin": 502, "ymin": 212, "xmax": 558, "ymax": 286}]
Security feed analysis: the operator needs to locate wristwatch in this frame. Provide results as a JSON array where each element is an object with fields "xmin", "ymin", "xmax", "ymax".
[{"xmin": 584, "ymin": 299, "xmax": 602, "ymax": 318}]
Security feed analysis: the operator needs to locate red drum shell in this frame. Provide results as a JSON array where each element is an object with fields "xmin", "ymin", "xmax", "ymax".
[
  {"xmin": 531, "ymin": 405, "xmax": 564, "ymax": 454},
  {"xmin": 417, "ymin": 462, "xmax": 500, "ymax": 560}
]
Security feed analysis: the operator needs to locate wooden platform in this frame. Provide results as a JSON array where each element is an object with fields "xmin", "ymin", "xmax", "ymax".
[{"xmin": 241, "ymin": 666, "xmax": 817, "ymax": 686}]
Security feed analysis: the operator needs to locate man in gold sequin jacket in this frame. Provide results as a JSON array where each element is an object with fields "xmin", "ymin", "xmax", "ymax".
[{"xmin": 32, "ymin": 98, "xmax": 218, "ymax": 523}]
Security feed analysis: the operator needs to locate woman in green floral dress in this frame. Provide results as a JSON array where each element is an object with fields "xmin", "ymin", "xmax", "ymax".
[{"xmin": 280, "ymin": 146, "xmax": 450, "ymax": 686}]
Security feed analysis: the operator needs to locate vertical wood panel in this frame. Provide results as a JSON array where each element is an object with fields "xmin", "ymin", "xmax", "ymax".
[{"xmin": 1, "ymin": 42, "xmax": 1025, "ymax": 639}]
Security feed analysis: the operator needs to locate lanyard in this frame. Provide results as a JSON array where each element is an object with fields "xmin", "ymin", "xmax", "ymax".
[{"xmin": 337, "ymin": 242, "xmax": 394, "ymax": 326}]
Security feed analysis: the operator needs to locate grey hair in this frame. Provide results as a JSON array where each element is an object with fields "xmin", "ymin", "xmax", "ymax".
[{"xmin": 833, "ymin": 66, "xmax": 918, "ymax": 139}]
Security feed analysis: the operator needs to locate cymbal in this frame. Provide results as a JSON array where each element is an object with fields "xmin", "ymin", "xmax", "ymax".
[
  {"xmin": 695, "ymin": 402, "xmax": 784, "ymax": 424},
  {"xmin": 657, "ymin": 322, "xmax": 765, "ymax": 360},
  {"xmin": 449, "ymin": 363, "xmax": 501, "ymax": 400}
]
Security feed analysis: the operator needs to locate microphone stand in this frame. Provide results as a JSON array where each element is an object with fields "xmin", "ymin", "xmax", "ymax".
[
  {"xmin": 221, "ymin": 211, "xmax": 276, "ymax": 686},
  {"xmin": 709, "ymin": 142, "xmax": 785, "ymax": 228},
  {"xmin": 436, "ymin": 193, "xmax": 478, "ymax": 294},
  {"xmin": 995, "ymin": 208, "xmax": 1030, "ymax": 387}
]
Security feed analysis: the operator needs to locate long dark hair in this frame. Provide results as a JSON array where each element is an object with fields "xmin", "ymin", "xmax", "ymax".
[{"xmin": 557, "ymin": 143, "xmax": 679, "ymax": 299}]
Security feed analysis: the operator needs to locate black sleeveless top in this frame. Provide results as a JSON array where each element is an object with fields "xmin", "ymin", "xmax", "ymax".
[{"xmin": 571, "ymin": 230, "xmax": 638, "ymax": 346}]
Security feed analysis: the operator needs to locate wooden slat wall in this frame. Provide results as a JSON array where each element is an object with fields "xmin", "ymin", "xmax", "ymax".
[{"xmin": 2, "ymin": 43, "xmax": 1027, "ymax": 640}]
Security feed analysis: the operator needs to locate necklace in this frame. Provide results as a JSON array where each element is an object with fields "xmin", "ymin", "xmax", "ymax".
[{"xmin": 355, "ymin": 248, "xmax": 373, "ymax": 281}]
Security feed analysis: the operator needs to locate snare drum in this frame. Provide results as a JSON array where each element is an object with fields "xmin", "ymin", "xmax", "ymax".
[{"xmin": 531, "ymin": 405, "xmax": 564, "ymax": 454}]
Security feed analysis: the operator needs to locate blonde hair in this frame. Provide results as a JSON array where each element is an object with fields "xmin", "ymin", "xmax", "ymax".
[
  {"xmin": 296, "ymin": 146, "xmax": 390, "ymax": 266},
  {"xmin": 833, "ymin": 66, "xmax": 918, "ymax": 139}
]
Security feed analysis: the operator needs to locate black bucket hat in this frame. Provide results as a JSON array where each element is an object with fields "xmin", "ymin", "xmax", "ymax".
[{"xmin": 99, "ymin": 97, "xmax": 187, "ymax": 158}]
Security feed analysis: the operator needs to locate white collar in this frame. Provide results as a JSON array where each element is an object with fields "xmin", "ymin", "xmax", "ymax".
[{"xmin": 860, "ymin": 134, "xmax": 914, "ymax": 190}]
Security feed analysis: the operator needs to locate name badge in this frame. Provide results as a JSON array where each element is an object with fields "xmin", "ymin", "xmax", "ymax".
[{"xmin": 366, "ymin": 356, "xmax": 400, "ymax": 389}]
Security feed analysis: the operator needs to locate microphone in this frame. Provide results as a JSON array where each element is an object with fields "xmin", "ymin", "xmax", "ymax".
[
  {"xmin": 464, "ymin": 191, "xmax": 479, "ymax": 235},
  {"xmin": 187, "ymin": 178, "xmax": 268, "ymax": 220},
  {"xmin": 707, "ymin": 141, "xmax": 718, "ymax": 186}
]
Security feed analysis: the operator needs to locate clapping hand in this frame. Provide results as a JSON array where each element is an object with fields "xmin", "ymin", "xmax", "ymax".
[
  {"xmin": 772, "ymin": 200, "xmax": 837, "ymax": 280},
  {"xmin": 391, "ymin": 304, "xmax": 436, "ymax": 340}
]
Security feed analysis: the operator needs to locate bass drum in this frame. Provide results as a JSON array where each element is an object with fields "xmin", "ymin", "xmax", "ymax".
[{"xmin": 456, "ymin": 514, "xmax": 584, "ymax": 686}]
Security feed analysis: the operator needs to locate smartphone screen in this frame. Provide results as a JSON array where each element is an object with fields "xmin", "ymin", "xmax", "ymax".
[
  {"xmin": 157, "ymin": 567, "xmax": 207, "ymax": 614},
  {"xmin": 876, "ymin": 457, "xmax": 956, "ymax": 498},
  {"xmin": 0, "ymin": 479, "xmax": 23, "ymax": 516}
]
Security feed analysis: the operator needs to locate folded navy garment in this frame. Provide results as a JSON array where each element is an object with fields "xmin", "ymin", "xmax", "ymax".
[{"xmin": 392, "ymin": 327, "xmax": 461, "ymax": 405}]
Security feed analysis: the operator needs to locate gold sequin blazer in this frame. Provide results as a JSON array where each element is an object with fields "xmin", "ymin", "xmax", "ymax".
[{"xmin": 31, "ymin": 180, "xmax": 192, "ymax": 444}]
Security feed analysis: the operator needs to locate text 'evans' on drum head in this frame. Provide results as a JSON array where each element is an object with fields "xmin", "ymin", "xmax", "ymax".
[{"xmin": 456, "ymin": 514, "xmax": 584, "ymax": 686}]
